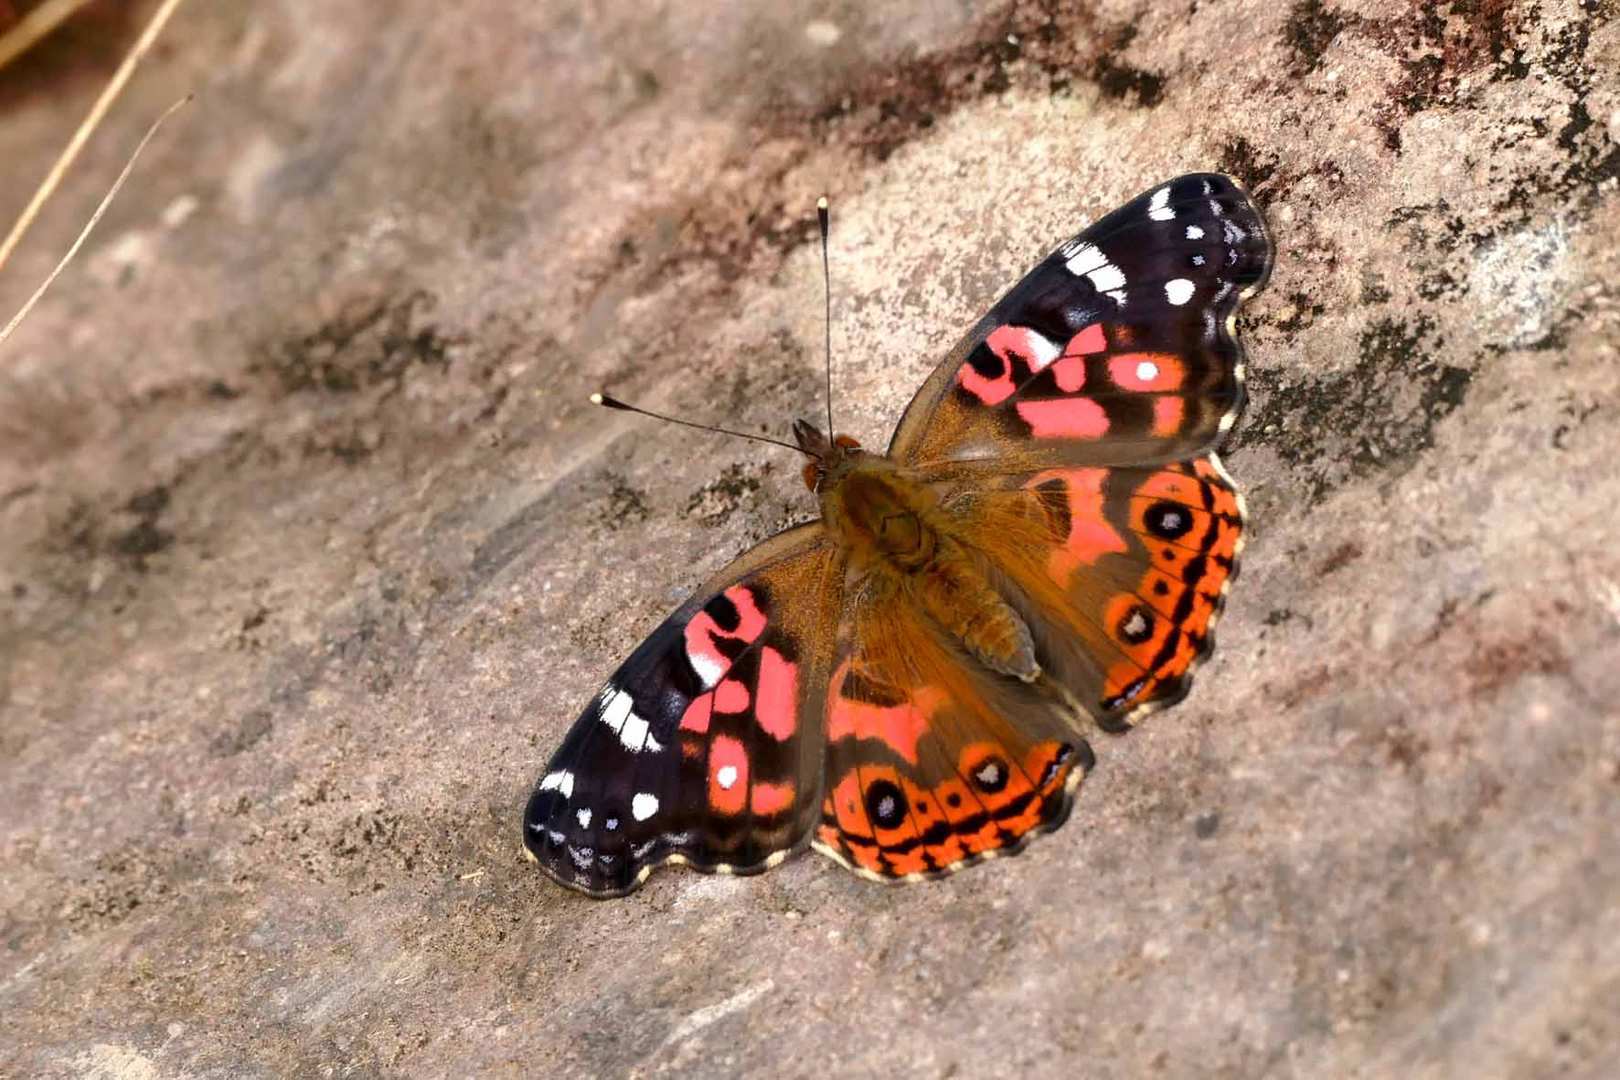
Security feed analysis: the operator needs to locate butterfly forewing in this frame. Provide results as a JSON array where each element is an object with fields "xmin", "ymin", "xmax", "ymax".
[
  {"xmin": 890, "ymin": 173, "xmax": 1271, "ymax": 472},
  {"xmin": 524, "ymin": 525, "xmax": 842, "ymax": 897}
]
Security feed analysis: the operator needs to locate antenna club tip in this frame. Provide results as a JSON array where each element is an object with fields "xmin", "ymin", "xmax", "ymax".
[
  {"xmin": 589, "ymin": 392, "xmax": 605, "ymax": 405},
  {"xmin": 817, "ymin": 196, "xmax": 829, "ymax": 210}
]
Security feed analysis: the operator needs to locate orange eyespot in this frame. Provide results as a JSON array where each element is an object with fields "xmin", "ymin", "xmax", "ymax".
[
  {"xmin": 833, "ymin": 434, "xmax": 862, "ymax": 449},
  {"xmin": 802, "ymin": 462, "xmax": 821, "ymax": 491}
]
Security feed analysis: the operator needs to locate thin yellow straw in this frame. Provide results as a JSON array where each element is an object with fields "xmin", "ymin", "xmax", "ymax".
[
  {"xmin": 0, "ymin": 0, "xmax": 190, "ymax": 274},
  {"xmin": 0, "ymin": 0, "xmax": 95, "ymax": 74},
  {"xmin": 0, "ymin": 94, "xmax": 191, "ymax": 348}
]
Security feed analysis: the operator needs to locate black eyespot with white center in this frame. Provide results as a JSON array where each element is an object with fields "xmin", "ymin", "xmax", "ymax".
[
  {"xmin": 1117, "ymin": 604, "xmax": 1156, "ymax": 645},
  {"xmin": 864, "ymin": 778, "xmax": 907, "ymax": 830},
  {"xmin": 972, "ymin": 756, "xmax": 1009, "ymax": 794},
  {"xmin": 1144, "ymin": 501, "xmax": 1194, "ymax": 540}
]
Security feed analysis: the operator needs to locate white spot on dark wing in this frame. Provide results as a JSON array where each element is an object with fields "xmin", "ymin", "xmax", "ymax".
[
  {"xmin": 1063, "ymin": 242, "xmax": 1127, "ymax": 294},
  {"xmin": 1185, "ymin": 224, "xmax": 1205, "ymax": 240},
  {"xmin": 599, "ymin": 686, "xmax": 663, "ymax": 753},
  {"xmin": 631, "ymin": 839, "xmax": 658, "ymax": 859},
  {"xmin": 568, "ymin": 845, "xmax": 595, "ymax": 869},
  {"xmin": 1136, "ymin": 360, "xmax": 1159, "ymax": 382},
  {"xmin": 576, "ymin": 807, "xmax": 592, "ymax": 829},
  {"xmin": 1165, "ymin": 279, "xmax": 1196, "ymax": 306},
  {"xmin": 688, "ymin": 650, "xmax": 724, "ymax": 690},
  {"xmin": 1123, "ymin": 609, "xmax": 1150, "ymax": 637},
  {"xmin": 605, "ymin": 817, "xmax": 619, "ymax": 832},
  {"xmin": 1090, "ymin": 264, "xmax": 1127, "ymax": 293},
  {"xmin": 538, "ymin": 770, "xmax": 575, "ymax": 798},
  {"xmin": 1148, "ymin": 186, "xmax": 1174, "ymax": 221},
  {"xmin": 632, "ymin": 792, "xmax": 660, "ymax": 820},
  {"xmin": 1024, "ymin": 330, "xmax": 1062, "ymax": 371},
  {"xmin": 716, "ymin": 765, "xmax": 739, "ymax": 790},
  {"xmin": 975, "ymin": 760, "xmax": 1003, "ymax": 786},
  {"xmin": 547, "ymin": 829, "xmax": 566, "ymax": 845}
]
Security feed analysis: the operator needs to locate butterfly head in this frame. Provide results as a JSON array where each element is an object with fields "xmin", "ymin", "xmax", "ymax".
[{"xmin": 792, "ymin": 419, "xmax": 864, "ymax": 492}]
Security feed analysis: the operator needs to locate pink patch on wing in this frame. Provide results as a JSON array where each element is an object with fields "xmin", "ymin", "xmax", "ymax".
[
  {"xmin": 989, "ymin": 325, "xmax": 1061, "ymax": 372},
  {"xmin": 1152, "ymin": 396, "xmax": 1185, "ymax": 436},
  {"xmin": 826, "ymin": 669, "xmax": 942, "ymax": 765},
  {"xmin": 1108, "ymin": 352, "xmax": 1184, "ymax": 392},
  {"xmin": 753, "ymin": 646, "xmax": 799, "ymax": 740},
  {"xmin": 960, "ymin": 326, "xmax": 1063, "ymax": 405},
  {"xmin": 725, "ymin": 586, "xmax": 768, "ymax": 642},
  {"xmin": 1066, "ymin": 323, "xmax": 1106, "ymax": 356},
  {"xmin": 1048, "ymin": 354, "xmax": 1087, "ymax": 392},
  {"xmin": 714, "ymin": 678, "xmax": 750, "ymax": 714},
  {"xmin": 684, "ymin": 585, "xmax": 768, "ymax": 688},
  {"xmin": 679, "ymin": 693, "xmax": 713, "ymax": 734},
  {"xmin": 1030, "ymin": 468, "xmax": 1128, "ymax": 583},
  {"xmin": 957, "ymin": 352, "xmax": 1016, "ymax": 406},
  {"xmin": 708, "ymin": 735, "xmax": 749, "ymax": 815},
  {"xmin": 750, "ymin": 781, "xmax": 795, "ymax": 816},
  {"xmin": 1016, "ymin": 397, "xmax": 1110, "ymax": 439},
  {"xmin": 683, "ymin": 617, "xmax": 730, "ymax": 688}
]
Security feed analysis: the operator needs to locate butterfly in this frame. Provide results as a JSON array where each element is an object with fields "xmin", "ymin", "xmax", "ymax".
[{"xmin": 524, "ymin": 174, "xmax": 1272, "ymax": 897}]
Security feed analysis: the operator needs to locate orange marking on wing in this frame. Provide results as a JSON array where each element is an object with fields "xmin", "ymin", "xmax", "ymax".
[
  {"xmin": 1029, "ymin": 468, "xmax": 1127, "ymax": 584},
  {"xmin": 1108, "ymin": 351, "xmax": 1184, "ymax": 392},
  {"xmin": 826, "ymin": 681, "xmax": 942, "ymax": 765},
  {"xmin": 707, "ymin": 735, "xmax": 749, "ymax": 815},
  {"xmin": 828, "ymin": 772, "xmax": 873, "ymax": 841},
  {"xmin": 1016, "ymin": 397, "xmax": 1109, "ymax": 439},
  {"xmin": 750, "ymin": 780, "xmax": 794, "ymax": 816},
  {"xmin": 1152, "ymin": 396, "xmax": 1185, "ymax": 436},
  {"xmin": 847, "ymin": 839, "xmax": 884, "ymax": 872},
  {"xmin": 1135, "ymin": 469, "xmax": 1204, "ymax": 506}
]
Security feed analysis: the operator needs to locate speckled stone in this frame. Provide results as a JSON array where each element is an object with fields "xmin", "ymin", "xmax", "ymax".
[{"xmin": 2, "ymin": 1, "xmax": 1617, "ymax": 1076}]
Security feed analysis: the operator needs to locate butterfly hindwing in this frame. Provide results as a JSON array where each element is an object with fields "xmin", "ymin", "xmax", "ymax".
[
  {"xmin": 890, "ymin": 173, "xmax": 1272, "ymax": 472},
  {"xmin": 812, "ymin": 581, "xmax": 1096, "ymax": 881},
  {"xmin": 940, "ymin": 454, "xmax": 1244, "ymax": 731},
  {"xmin": 524, "ymin": 525, "xmax": 842, "ymax": 897}
]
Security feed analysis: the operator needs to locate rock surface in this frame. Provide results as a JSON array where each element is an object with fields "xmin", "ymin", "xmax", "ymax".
[{"xmin": 2, "ymin": 0, "xmax": 1618, "ymax": 1075}]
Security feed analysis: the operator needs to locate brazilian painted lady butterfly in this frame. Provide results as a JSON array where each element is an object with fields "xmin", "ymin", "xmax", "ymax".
[{"xmin": 526, "ymin": 174, "xmax": 1272, "ymax": 896}]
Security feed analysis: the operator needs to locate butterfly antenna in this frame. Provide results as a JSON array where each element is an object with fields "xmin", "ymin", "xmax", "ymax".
[
  {"xmin": 590, "ymin": 393, "xmax": 813, "ymax": 457},
  {"xmin": 818, "ymin": 196, "xmax": 834, "ymax": 439}
]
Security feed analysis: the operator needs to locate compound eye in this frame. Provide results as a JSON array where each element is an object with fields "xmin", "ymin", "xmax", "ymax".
[{"xmin": 802, "ymin": 462, "xmax": 821, "ymax": 491}]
